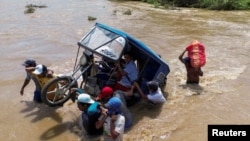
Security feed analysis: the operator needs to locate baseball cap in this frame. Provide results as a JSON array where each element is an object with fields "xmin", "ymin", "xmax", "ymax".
[
  {"xmin": 106, "ymin": 97, "xmax": 122, "ymax": 115},
  {"xmin": 77, "ymin": 93, "xmax": 95, "ymax": 104},
  {"xmin": 147, "ymin": 81, "xmax": 159, "ymax": 91},
  {"xmin": 98, "ymin": 86, "xmax": 113, "ymax": 99},
  {"xmin": 22, "ymin": 58, "xmax": 36, "ymax": 67},
  {"xmin": 33, "ymin": 64, "xmax": 48, "ymax": 75}
]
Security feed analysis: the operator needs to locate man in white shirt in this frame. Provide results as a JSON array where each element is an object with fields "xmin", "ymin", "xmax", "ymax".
[
  {"xmin": 103, "ymin": 97, "xmax": 125, "ymax": 141},
  {"xmin": 96, "ymin": 86, "xmax": 133, "ymax": 130},
  {"xmin": 140, "ymin": 81, "xmax": 166, "ymax": 104}
]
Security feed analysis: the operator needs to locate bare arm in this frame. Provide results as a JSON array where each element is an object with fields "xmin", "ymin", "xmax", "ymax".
[
  {"xmin": 20, "ymin": 78, "xmax": 30, "ymax": 95},
  {"xmin": 115, "ymin": 61, "xmax": 126, "ymax": 76},
  {"xmin": 20, "ymin": 68, "xmax": 35, "ymax": 95},
  {"xmin": 124, "ymin": 81, "xmax": 146, "ymax": 99},
  {"xmin": 179, "ymin": 50, "xmax": 186, "ymax": 64},
  {"xmin": 110, "ymin": 115, "xmax": 120, "ymax": 139},
  {"xmin": 199, "ymin": 68, "xmax": 203, "ymax": 76},
  {"xmin": 25, "ymin": 67, "xmax": 36, "ymax": 74},
  {"xmin": 132, "ymin": 82, "xmax": 147, "ymax": 99},
  {"xmin": 95, "ymin": 106, "xmax": 108, "ymax": 129}
]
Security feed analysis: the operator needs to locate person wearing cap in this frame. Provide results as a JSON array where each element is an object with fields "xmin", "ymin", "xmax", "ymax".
[
  {"xmin": 96, "ymin": 86, "xmax": 114, "ymax": 103},
  {"xmin": 77, "ymin": 93, "xmax": 106, "ymax": 140},
  {"xmin": 25, "ymin": 63, "xmax": 55, "ymax": 102},
  {"xmin": 143, "ymin": 81, "xmax": 166, "ymax": 104},
  {"xmin": 97, "ymin": 86, "xmax": 133, "ymax": 130},
  {"xmin": 20, "ymin": 58, "xmax": 42, "ymax": 102},
  {"xmin": 102, "ymin": 97, "xmax": 125, "ymax": 141}
]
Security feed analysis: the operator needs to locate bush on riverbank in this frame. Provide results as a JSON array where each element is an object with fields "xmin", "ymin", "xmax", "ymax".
[
  {"xmin": 194, "ymin": 0, "xmax": 250, "ymax": 10},
  {"xmin": 140, "ymin": 0, "xmax": 250, "ymax": 10}
]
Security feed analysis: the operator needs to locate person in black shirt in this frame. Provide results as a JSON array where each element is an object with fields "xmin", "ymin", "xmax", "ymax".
[{"xmin": 77, "ymin": 93, "xmax": 107, "ymax": 140}]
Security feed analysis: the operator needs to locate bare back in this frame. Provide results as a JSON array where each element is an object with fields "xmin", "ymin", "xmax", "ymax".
[{"xmin": 184, "ymin": 62, "xmax": 202, "ymax": 84}]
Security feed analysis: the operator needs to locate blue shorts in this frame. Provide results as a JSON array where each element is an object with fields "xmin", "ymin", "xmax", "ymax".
[
  {"xmin": 34, "ymin": 90, "xmax": 42, "ymax": 103},
  {"xmin": 125, "ymin": 119, "xmax": 133, "ymax": 130},
  {"xmin": 184, "ymin": 57, "xmax": 190, "ymax": 63}
]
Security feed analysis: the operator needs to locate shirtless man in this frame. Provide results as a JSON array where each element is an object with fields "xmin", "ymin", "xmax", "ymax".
[{"xmin": 179, "ymin": 50, "xmax": 203, "ymax": 84}]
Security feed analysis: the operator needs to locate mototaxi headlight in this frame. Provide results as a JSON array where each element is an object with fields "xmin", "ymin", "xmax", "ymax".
[{"xmin": 79, "ymin": 54, "xmax": 87, "ymax": 66}]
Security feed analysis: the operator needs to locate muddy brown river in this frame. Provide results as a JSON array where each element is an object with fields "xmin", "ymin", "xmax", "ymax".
[{"xmin": 0, "ymin": 0, "xmax": 250, "ymax": 141}]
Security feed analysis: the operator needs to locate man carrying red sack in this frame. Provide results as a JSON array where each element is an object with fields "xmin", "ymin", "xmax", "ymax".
[{"xmin": 179, "ymin": 40, "xmax": 205, "ymax": 84}]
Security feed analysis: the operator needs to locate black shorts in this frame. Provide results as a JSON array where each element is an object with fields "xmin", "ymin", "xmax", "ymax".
[{"xmin": 186, "ymin": 81, "xmax": 199, "ymax": 84}]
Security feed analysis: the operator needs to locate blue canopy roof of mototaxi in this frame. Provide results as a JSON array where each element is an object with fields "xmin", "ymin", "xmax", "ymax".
[{"xmin": 95, "ymin": 22, "xmax": 170, "ymax": 74}]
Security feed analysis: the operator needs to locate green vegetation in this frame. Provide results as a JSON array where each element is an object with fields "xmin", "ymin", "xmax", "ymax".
[
  {"xmin": 139, "ymin": 0, "xmax": 250, "ymax": 10},
  {"xmin": 198, "ymin": 0, "xmax": 250, "ymax": 10}
]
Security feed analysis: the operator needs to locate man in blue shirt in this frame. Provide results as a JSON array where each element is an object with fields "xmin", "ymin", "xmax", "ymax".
[
  {"xmin": 96, "ymin": 86, "xmax": 133, "ymax": 130},
  {"xmin": 113, "ymin": 52, "xmax": 138, "ymax": 91},
  {"xmin": 112, "ymin": 52, "xmax": 144, "ymax": 106}
]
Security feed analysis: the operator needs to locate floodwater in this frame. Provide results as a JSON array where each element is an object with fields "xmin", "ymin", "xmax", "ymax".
[{"xmin": 1, "ymin": 0, "xmax": 250, "ymax": 141}]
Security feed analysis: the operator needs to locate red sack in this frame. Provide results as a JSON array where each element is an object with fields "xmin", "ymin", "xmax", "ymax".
[{"xmin": 186, "ymin": 40, "xmax": 206, "ymax": 68}]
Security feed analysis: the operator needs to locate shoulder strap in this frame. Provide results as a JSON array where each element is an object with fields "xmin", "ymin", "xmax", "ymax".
[{"xmin": 87, "ymin": 102, "xmax": 99, "ymax": 116}]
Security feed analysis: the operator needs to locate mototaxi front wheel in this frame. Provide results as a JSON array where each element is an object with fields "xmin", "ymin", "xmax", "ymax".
[{"xmin": 41, "ymin": 76, "xmax": 78, "ymax": 107}]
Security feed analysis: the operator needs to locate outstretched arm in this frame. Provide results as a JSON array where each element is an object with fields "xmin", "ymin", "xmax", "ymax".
[
  {"xmin": 25, "ymin": 67, "xmax": 36, "ymax": 74},
  {"xmin": 199, "ymin": 68, "xmax": 203, "ymax": 76},
  {"xmin": 110, "ymin": 115, "xmax": 120, "ymax": 139},
  {"xmin": 20, "ymin": 78, "xmax": 30, "ymax": 95},
  {"xmin": 125, "ymin": 81, "xmax": 147, "ymax": 99},
  {"xmin": 95, "ymin": 106, "xmax": 108, "ymax": 129},
  {"xmin": 115, "ymin": 61, "xmax": 126, "ymax": 76}
]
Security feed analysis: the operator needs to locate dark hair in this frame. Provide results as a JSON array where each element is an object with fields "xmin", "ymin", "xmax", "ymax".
[
  {"xmin": 123, "ymin": 51, "xmax": 134, "ymax": 60},
  {"xmin": 77, "ymin": 102, "xmax": 91, "ymax": 107},
  {"xmin": 124, "ymin": 51, "xmax": 132, "ymax": 56},
  {"xmin": 42, "ymin": 65, "xmax": 48, "ymax": 73},
  {"xmin": 147, "ymin": 81, "xmax": 159, "ymax": 92}
]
